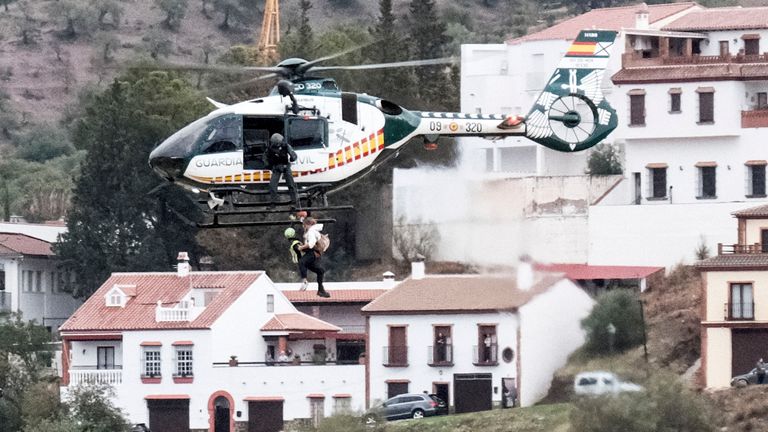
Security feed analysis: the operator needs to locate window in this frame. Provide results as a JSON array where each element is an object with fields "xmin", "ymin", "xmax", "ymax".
[
  {"xmin": 759, "ymin": 93, "xmax": 768, "ymax": 110},
  {"xmin": 35, "ymin": 271, "xmax": 42, "ymax": 292},
  {"xmin": 199, "ymin": 114, "xmax": 243, "ymax": 154},
  {"xmin": 745, "ymin": 38, "xmax": 760, "ymax": 56},
  {"xmin": 629, "ymin": 92, "xmax": 645, "ymax": 126},
  {"xmin": 142, "ymin": 347, "xmax": 162, "ymax": 377},
  {"xmin": 698, "ymin": 89, "xmax": 714, "ymax": 123},
  {"xmin": 266, "ymin": 294, "xmax": 274, "ymax": 313},
  {"xmin": 387, "ymin": 381, "xmax": 409, "ymax": 399},
  {"xmin": 476, "ymin": 325, "xmax": 498, "ymax": 364},
  {"xmin": 309, "ymin": 397, "xmax": 325, "ymax": 428},
  {"xmin": 698, "ymin": 165, "xmax": 717, "ymax": 198},
  {"xmin": 174, "ymin": 345, "xmax": 193, "ymax": 377},
  {"xmin": 730, "ymin": 283, "xmax": 754, "ymax": 320},
  {"xmin": 719, "ymin": 40, "xmax": 729, "ymax": 57},
  {"xmin": 386, "ymin": 326, "xmax": 407, "ymax": 366},
  {"xmin": 333, "ymin": 396, "xmax": 351, "ymax": 414},
  {"xmin": 648, "ymin": 166, "xmax": 667, "ymax": 199},
  {"xmin": 107, "ymin": 291, "xmax": 123, "ymax": 307},
  {"xmin": 286, "ymin": 117, "xmax": 327, "ymax": 149},
  {"xmin": 0, "ymin": 270, "xmax": 5, "ymax": 291},
  {"xmin": 97, "ymin": 346, "xmax": 115, "ymax": 369},
  {"xmin": 747, "ymin": 163, "xmax": 767, "ymax": 197},
  {"xmin": 431, "ymin": 326, "xmax": 452, "ymax": 365},
  {"xmin": 669, "ymin": 89, "xmax": 681, "ymax": 113}
]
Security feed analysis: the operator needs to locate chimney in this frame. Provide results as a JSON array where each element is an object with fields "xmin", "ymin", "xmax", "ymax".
[
  {"xmin": 382, "ymin": 271, "xmax": 396, "ymax": 288},
  {"xmin": 411, "ymin": 255, "xmax": 425, "ymax": 280},
  {"xmin": 177, "ymin": 251, "xmax": 190, "ymax": 277},
  {"xmin": 635, "ymin": 3, "xmax": 649, "ymax": 30},
  {"xmin": 517, "ymin": 255, "xmax": 534, "ymax": 291}
]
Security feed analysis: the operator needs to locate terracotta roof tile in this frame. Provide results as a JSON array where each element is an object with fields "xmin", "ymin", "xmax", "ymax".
[
  {"xmin": 361, "ymin": 273, "xmax": 562, "ymax": 314},
  {"xmin": 509, "ymin": 2, "xmax": 697, "ymax": 44},
  {"xmin": 60, "ymin": 272, "xmax": 262, "ymax": 332},
  {"xmin": 664, "ymin": 7, "xmax": 768, "ymax": 31},
  {"xmin": 282, "ymin": 289, "xmax": 386, "ymax": 303},
  {"xmin": 696, "ymin": 254, "xmax": 768, "ymax": 270},
  {"xmin": 733, "ymin": 204, "xmax": 768, "ymax": 218},
  {"xmin": 260, "ymin": 313, "xmax": 341, "ymax": 332},
  {"xmin": 534, "ymin": 263, "xmax": 663, "ymax": 280},
  {"xmin": 0, "ymin": 232, "xmax": 53, "ymax": 256},
  {"xmin": 611, "ymin": 64, "xmax": 758, "ymax": 83}
]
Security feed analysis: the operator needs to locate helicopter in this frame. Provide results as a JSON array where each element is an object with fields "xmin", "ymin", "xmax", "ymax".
[{"xmin": 149, "ymin": 30, "xmax": 618, "ymax": 228}]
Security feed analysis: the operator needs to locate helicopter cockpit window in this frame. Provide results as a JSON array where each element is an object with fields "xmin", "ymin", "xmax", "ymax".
[
  {"xmin": 199, "ymin": 114, "xmax": 243, "ymax": 154},
  {"xmin": 285, "ymin": 117, "xmax": 327, "ymax": 149}
]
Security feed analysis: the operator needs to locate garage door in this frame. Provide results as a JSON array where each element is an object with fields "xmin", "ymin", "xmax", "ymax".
[
  {"xmin": 148, "ymin": 399, "xmax": 189, "ymax": 432},
  {"xmin": 248, "ymin": 400, "xmax": 283, "ymax": 432},
  {"xmin": 453, "ymin": 373, "xmax": 492, "ymax": 414},
  {"xmin": 732, "ymin": 329, "xmax": 768, "ymax": 376}
]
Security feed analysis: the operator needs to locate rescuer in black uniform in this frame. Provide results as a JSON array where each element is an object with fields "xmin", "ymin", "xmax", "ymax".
[{"xmin": 266, "ymin": 133, "xmax": 299, "ymax": 207}]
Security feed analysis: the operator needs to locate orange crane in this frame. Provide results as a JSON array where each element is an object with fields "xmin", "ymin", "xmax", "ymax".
[{"xmin": 258, "ymin": 0, "xmax": 280, "ymax": 61}]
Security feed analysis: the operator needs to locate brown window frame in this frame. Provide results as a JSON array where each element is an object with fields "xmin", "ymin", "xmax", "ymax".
[
  {"xmin": 748, "ymin": 163, "xmax": 767, "ymax": 197},
  {"xmin": 629, "ymin": 93, "xmax": 646, "ymax": 126},
  {"xmin": 728, "ymin": 283, "xmax": 754, "ymax": 320},
  {"xmin": 698, "ymin": 90, "xmax": 714, "ymax": 124},
  {"xmin": 648, "ymin": 167, "xmax": 667, "ymax": 199},
  {"xmin": 745, "ymin": 38, "xmax": 760, "ymax": 56},
  {"xmin": 697, "ymin": 165, "xmax": 717, "ymax": 199},
  {"xmin": 386, "ymin": 325, "xmax": 408, "ymax": 367}
]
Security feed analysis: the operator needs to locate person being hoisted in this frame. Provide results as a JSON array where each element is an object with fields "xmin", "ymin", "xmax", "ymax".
[{"xmin": 266, "ymin": 133, "xmax": 299, "ymax": 207}]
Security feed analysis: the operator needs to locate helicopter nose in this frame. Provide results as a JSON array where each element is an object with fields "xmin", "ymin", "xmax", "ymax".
[{"xmin": 149, "ymin": 146, "xmax": 187, "ymax": 181}]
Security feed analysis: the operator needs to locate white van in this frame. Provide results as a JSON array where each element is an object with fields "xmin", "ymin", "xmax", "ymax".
[{"xmin": 573, "ymin": 371, "xmax": 643, "ymax": 396}]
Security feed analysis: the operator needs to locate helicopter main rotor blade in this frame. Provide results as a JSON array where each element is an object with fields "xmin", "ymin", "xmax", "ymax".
[
  {"xmin": 297, "ymin": 41, "xmax": 378, "ymax": 74},
  {"xmin": 206, "ymin": 73, "xmax": 279, "ymax": 93},
  {"xmin": 127, "ymin": 62, "xmax": 285, "ymax": 74},
  {"xmin": 312, "ymin": 57, "xmax": 457, "ymax": 72}
]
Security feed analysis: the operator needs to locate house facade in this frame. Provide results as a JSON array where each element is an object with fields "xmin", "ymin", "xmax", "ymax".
[
  {"xmin": 362, "ymin": 266, "xmax": 594, "ymax": 409},
  {"xmin": 0, "ymin": 232, "xmax": 80, "ymax": 332},
  {"xmin": 698, "ymin": 204, "xmax": 768, "ymax": 389},
  {"xmin": 59, "ymin": 257, "xmax": 365, "ymax": 432}
]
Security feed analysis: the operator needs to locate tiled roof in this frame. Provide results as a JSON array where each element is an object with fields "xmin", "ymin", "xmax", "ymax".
[
  {"xmin": 282, "ymin": 289, "xmax": 386, "ymax": 303},
  {"xmin": 664, "ymin": 7, "xmax": 768, "ymax": 31},
  {"xmin": 361, "ymin": 273, "xmax": 562, "ymax": 314},
  {"xmin": 0, "ymin": 232, "xmax": 53, "ymax": 257},
  {"xmin": 611, "ymin": 64, "xmax": 768, "ymax": 83},
  {"xmin": 534, "ymin": 263, "xmax": 663, "ymax": 280},
  {"xmin": 733, "ymin": 204, "xmax": 768, "ymax": 218},
  {"xmin": 60, "ymin": 272, "xmax": 262, "ymax": 332},
  {"xmin": 260, "ymin": 313, "xmax": 341, "ymax": 332},
  {"xmin": 696, "ymin": 254, "xmax": 768, "ymax": 270},
  {"xmin": 509, "ymin": 2, "xmax": 697, "ymax": 44}
]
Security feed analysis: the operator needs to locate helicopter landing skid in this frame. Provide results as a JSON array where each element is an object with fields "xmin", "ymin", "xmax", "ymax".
[{"xmin": 197, "ymin": 216, "xmax": 338, "ymax": 229}]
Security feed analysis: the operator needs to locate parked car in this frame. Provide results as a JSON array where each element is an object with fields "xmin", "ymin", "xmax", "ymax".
[
  {"xmin": 428, "ymin": 394, "xmax": 448, "ymax": 415},
  {"xmin": 731, "ymin": 368, "xmax": 768, "ymax": 387},
  {"xmin": 573, "ymin": 371, "xmax": 643, "ymax": 396},
  {"xmin": 364, "ymin": 393, "xmax": 438, "ymax": 424},
  {"xmin": 130, "ymin": 424, "xmax": 150, "ymax": 432}
]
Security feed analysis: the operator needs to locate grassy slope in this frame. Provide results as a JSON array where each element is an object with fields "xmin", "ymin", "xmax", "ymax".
[{"xmin": 387, "ymin": 403, "xmax": 571, "ymax": 432}]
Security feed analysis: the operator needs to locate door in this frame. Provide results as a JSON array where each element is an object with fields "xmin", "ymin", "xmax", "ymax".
[
  {"xmin": 388, "ymin": 327, "xmax": 407, "ymax": 365},
  {"xmin": 248, "ymin": 400, "xmax": 283, "ymax": 432},
  {"xmin": 719, "ymin": 40, "xmax": 729, "ymax": 57},
  {"xmin": 501, "ymin": 377, "xmax": 516, "ymax": 408},
  {"xmin": 214, "ymin": 396, "xmax": 230, "ymax": 432},
  {"xmin": 433, "ymin": 383, "xmax": 450, "ymax": 414},
  {"xmin": 148, "ymin": 399, "xmax": 190, "ymax": 432},
  {"xmin": 732, "ymin": 329, "xmax": 768, "ymax": 377},
  {"xmin": 243, "ymin": 116, "xmax": 283, "ymax": 170},
  {"xmin": 454, "ymin": 373, "xmax": 492, "ymax": 414},
  {"xmin": 762, "ymin": 229, "xmax": 768, "ymax": 253},
  {"xmin": 633, "ymin": 172, "xmax": 641, "ymax": 204},
  {"xmin": 97, "ymin": 346, "xmax": 115, "ymax": 369}
]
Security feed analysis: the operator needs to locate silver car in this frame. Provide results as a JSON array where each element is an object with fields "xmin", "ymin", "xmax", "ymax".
[{"xmin": 365, "ymin": 393, "xmax": 438, "ymax": 423}]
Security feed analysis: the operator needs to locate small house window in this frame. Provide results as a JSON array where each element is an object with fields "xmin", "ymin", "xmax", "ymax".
[
  {"xmin": 267, "ymin": 294, "xmax": 274, "ymax": 313},
  {"xmin": 648, "ymin": 166, "xmax": 667, "ymax": 199},
  {"xmin": 759, "ymin": 93, "xmax": 768, "ymax": 110},
  {"xmin": 698, "ymin": 90, "xmax": 714, "ymax": 123},
  {"xmin": 745, "ymin": 38, "xmax": 760, "ymax": 56},
  {"xmin": 669, "ymin": 89, "xmax": 682, "ymax": 113},
  {"xmin": 174, "ymin": 345, "xmax": 194, "ymax": 377},
  {"xmin": 142, "ymin": 346, "xmax": 162, "ymax": 377},
  {"xmin": 107, "ymin": 291, "xmax": 124, "ymax": 307},
  {"xmin": 629, "ymin": 92, "xmax": 645, "ymax": 126},
  {"xmin": 697, "ymin": 165, "xmax": 717, "ymax": 198},
  {"xmin": 747, "ymin": 163, "xmax": 767, "ymax": 197}
]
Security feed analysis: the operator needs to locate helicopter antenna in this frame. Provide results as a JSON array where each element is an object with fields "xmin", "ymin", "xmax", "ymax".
[{"xmin": 257, "ymin": 0, "xmax": 280, "ymax": 62}]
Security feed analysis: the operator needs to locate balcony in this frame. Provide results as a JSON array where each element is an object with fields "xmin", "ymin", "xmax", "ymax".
[
  {"xmin": 725, "ymin": 302, "xmax": 755, "ymax": 321},
  {"xmin": 473, "ymin": 345, "xmax": 499, "ymax": 366},
  {"xmin": 69, "ymin": 366, "xmax": 123, "ymax": 385},
  {"xmin": 427, "ymin": 345, "xmax": 453, "ymax": 366},
  {"xmin": 718, "ymin": 243, "xmax": 766, "ymax": 254},
  {"xmin": 382, "ymin": 346, "xmax": 408, "ymax": 367},
  {"xmin": 622, "ymin": 52, "xmax": 768, "ymax": 68},
  {"xmin": 0, "ymin": 292, "xmax": 10, "ymax": 312},
  {"xmin": 742, "ymin": 110, "xmax": 768, "ymax": 128}
]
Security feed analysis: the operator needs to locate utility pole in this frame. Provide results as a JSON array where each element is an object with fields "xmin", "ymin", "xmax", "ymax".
[{"xmin": 258, "ymin": 0, "xmax": 280, "ymax": 62}]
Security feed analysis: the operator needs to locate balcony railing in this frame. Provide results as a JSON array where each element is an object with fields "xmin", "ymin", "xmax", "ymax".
[
  {"xmin": 427, "ymin": 345, "xmax": 453, "ymax": 366},
  {"xmin": 742, "ymin": 110, "xmax": 768, "ymax": 128},
  {"xmin": 622, "ymin": 52, "xmax": 768, "ymax": 68},
  {"xmin": 155, "ymin": 301, "xmax": 190, "ymax": 322},
  {"xmin": 473, "ymin": 344, "xmax": 498, "ymax": 365},
  {"xmin": 69, "ymin": 367, "xmax": 123, "ymax": 385},
  {"xmin": 0, "ymin": 292, "xmax": 10, "ymax": 312},
  {"xmin": 718, "ymin": 243, "xmax": 765, "ymax": 255},
  {"xmin": 382, "ymin": 346, "xmax": 408, "ymax": 366},
  {"xmin": 725, "ymin": 302, "xmax": 755, "ymax": 320}
]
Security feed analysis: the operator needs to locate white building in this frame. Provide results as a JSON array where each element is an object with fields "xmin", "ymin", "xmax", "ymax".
[
  {"xmin": 362, "ymin": 264, "xmax": 594, "ymax": 409},
  {"xmin": 59, "ymin": 258, "xmax": 365, "ymax": 432},
  {"xmin": 395, "ymin": 3, "xmax": 768, "ymax": 268},
  {"xmin": 0, "ymin": 232, "xmax": 80, "ymax": 331}
]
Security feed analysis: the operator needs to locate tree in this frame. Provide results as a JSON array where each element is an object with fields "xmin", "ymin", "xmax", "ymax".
[
  {"xmin": 213, "ymin": 0, "xmax": 244, "ymax": 30},
  {"xmin": 296, "ymin": 0, "xmax": 313, "ymax": 58},
  {"xmin": 13, "ymin": 124, "xmax": 74, "ymax": 163},
  {"xmin": 14, "ymin": 14, "xmax": 39, "ymax": 45},
  {"xmin": 156, "ymin": 0, "xmax": 188, "ymax": 30},
  {"xmin": 65, "ymin": 383, "xmax": 129, "ymax": 432},
  {"xmin": 586, "ymin": 143, "xmax": 622, "ymax": 175},
  {"xmin": 46, "ymin": 0, "xmax": 98, "ymax": 39},
  {"xmin": 141, "ymin": 29, "xmax": 173, "ymax": 60},
  {"xmin": 365, "ymin": 0, "xmax": 413, "ymax": 104},
  {"xmin": 581, "ymin": 289, "xmax": 645, "ymax": 355},
  {"xmin": 91, "ymin": 0, "xmax": 122, "ymax": 28},
  {"xmin": 93, "ymin": 32, "xmax": 121, "ymax": 62},
  {"xmin": 54, "ymin": 71, "xmax": 208, "ymax": 298},
  {"xmin": 405, "ymin": 0, "xmax": 454, "ymax": 110},
  {"xmin": 0, "ymin": 0, "xmax": 16, "ymax": 12},
  {"xmin": 393, "ymin": 216, "xmax": 440, "ymax": 262}
]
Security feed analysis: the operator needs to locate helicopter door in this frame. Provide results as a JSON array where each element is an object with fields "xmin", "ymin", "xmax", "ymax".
[
  {"xmin": 285, "ymin": 117, "xmax": 329, "ymax": 171},
  {"xmin": 242, "ymin": 116, "xmax": 284, "ymax": 170}
]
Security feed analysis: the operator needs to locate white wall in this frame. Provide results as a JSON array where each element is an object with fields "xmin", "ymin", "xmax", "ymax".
[
  {"xmin": 518, "ymin": 279, "xmax": 594, "ymax": 406},
  {"xmin": 0, "ymin": 222, "xmax": 66, "ymax": 242},
  {"xmin": 368, "ymin": 312, "xmax": 519, "ymax": 406},
  {"xmin": 10, "ymin": 257, "xmax": 81, "ymax": 330}
]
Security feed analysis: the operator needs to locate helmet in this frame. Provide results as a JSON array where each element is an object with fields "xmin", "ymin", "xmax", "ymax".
[
  {"xmin": 270, "ymin": 133, "xmax": 284, "ymax": 145},
  {"xmin": 283, "ymin": 227, "xmax": 296, "ymax": 239}
]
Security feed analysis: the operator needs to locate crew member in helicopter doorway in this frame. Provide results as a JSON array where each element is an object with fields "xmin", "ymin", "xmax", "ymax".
[{"xmin": 266, "ymin": 133, "xmax": 299, "ymax": 207}]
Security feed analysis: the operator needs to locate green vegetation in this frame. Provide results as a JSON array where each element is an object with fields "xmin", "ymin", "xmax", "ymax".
[
  {"xmin": 388, "ymin": 403, "xmax": 571, "ymax": 432},
  {"xmin": 582, "ymin": 289, "xmax": 645, "ymax": 355},
  {"xmin": 586, "ymin": 143, "xmax": 623, "ymax": 175}
]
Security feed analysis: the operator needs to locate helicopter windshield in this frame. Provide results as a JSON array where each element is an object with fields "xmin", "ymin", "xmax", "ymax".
[{"xmin": 199, "ymin": 114, "xmax": 243, "ymax": 154}]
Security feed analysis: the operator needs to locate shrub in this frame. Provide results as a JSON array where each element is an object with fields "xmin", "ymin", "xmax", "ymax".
[
  {"xmin": 582, "ymin": 289, "xmax": 645, "ymax": 355},
  {"xmin": 586, "ymin": 143, "xmax": 622, "ymax": 175}
]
